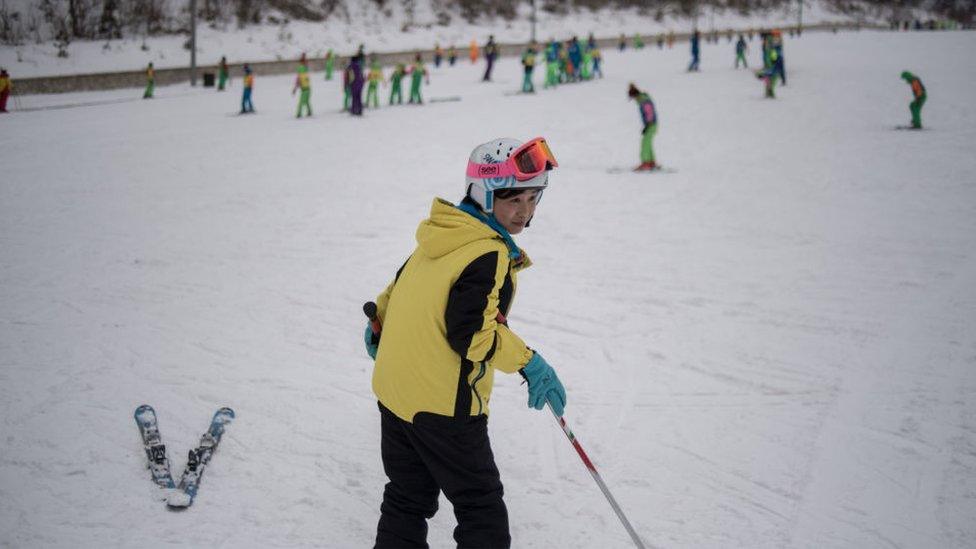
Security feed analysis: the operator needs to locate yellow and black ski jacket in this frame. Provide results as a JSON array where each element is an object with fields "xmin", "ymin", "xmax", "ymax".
[{"xmin": 372, "ymin": 198, "xmax": 535, "ymax": 423}]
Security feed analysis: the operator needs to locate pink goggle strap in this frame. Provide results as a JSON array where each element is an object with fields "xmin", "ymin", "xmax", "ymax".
[{"xmin": 466, "ymin": 160, "xmax": 518, "ymax": 179}]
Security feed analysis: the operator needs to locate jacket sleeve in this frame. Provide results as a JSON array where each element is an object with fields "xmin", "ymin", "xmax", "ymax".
[
  {"xmin": 374, "ymin": 257, "xmax": 410, "ymax": 323},
  {"xmin": 445, "ymin": 251, "xmax": 533, "ymax": 374}
]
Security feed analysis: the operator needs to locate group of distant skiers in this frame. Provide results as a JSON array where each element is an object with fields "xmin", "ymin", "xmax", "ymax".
[
  {"xmin": 126, "ymin": 26, "xmax": 927, "ymax": 152},
  {"xmin": 627, "ymin": 27, "xmax": 928, "ymax": 171},
  {"xmin": 511, "ymin": 34, "xmax": 604, "ymax": 94}
]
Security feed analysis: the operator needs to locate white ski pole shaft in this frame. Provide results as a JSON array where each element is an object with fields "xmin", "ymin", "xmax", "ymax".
[{"xmin": 547, "ymin": 403, "xmax": 647, "ymax": 549}]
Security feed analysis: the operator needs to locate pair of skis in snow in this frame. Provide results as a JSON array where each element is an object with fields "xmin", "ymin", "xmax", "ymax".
[{"xmin": 133, "ymin": 404, "xmax": 235, "ymax": 510}]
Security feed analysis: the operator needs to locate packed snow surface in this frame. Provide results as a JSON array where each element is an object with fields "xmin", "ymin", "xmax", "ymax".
[{"xmin": 2, "ymin": 30, "xmax": 976, "ymax": 548}]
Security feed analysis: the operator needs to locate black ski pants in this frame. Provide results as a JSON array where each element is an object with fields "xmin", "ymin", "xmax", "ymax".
[{"xmin": 375, "ymin": 402, "xmax": 510, "ymax": 549}]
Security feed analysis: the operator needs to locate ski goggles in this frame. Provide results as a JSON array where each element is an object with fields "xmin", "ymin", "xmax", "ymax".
[{"xmin": 466, "ymin": 137, "xmax": 558, "ymax": 181}]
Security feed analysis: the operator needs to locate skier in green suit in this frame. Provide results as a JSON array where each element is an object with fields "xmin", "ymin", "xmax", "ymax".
[
  {"xmin": 901, "ymin": 71, "xmax": 926, "ymax": 129},
  {"xmin": 324, "ymin": 49, "xmax": 335, "ymax": 80},
  {"xmin": 389, "ymin": 63, "xmax": 405, "ymax": 105},
  {"xmin": 408, "ymin": 53, "xmax": 428, "ymax": 105},
  {"xmin": 217, "ymin": 56, "xmax": 229, "ymax": 91},
  {"xmin": 293, "ymin": 64, "xmax": 312, "ymax": 118},
  {"xmin": 365, "ymin": 58, "xmax": 384, "ymax": 109}
]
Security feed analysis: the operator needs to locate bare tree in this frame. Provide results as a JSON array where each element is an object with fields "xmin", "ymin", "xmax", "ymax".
[{"xmin": 99, "ymin": 0, "xmax": 122, "ymax": 38}]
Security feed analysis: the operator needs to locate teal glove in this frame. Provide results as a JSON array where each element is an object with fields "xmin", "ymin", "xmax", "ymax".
[
  {"xmin": 364, "ymin": 325, "xmax": 379, "ymax": 359},
  {"xmin": 520, "ymin": 352, "xmax": 566, "ymax": 416}
]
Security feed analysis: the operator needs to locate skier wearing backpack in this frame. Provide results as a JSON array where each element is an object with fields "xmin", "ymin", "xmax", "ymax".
[
  {"xmin": 629, "ymin": 83, "xmax": 659, "ymax": 171},
  {"xmin": 735, "ymin": 34, "xmax": 748, "ymax": 69},
  {"xmin": 366, "ymin": 137, "xmax": 566, "ymax": 549},
  {"xmin": 901, "ymin": 71, "xmax": 926, "ymax": 129}
]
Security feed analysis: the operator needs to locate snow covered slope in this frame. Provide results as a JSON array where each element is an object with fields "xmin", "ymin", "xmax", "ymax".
[
  {"xmin": 1, "ymin": 0, "xmax": 851, "ymax": 78},
  {"xmin": 2, "ymin": 29, "xmax": 975, "ymax": 548}
]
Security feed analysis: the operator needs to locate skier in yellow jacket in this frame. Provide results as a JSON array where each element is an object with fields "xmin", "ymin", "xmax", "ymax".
[{"xmin": 365, "ymin": 137, "xmax": 566, "ymax": 548}]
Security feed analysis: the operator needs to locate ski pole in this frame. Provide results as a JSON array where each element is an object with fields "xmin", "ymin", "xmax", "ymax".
[
  {"xmin": 547, "ymin": 403, "xmax": 647, "ymax": 549},
  {"xmin": 363, "ymin": 301, "xmax": 381, "ymax": 336}
]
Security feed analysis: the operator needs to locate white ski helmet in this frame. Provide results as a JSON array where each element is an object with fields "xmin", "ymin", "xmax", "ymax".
[{"xmin": 465, "ymin": 137, "xmax": 550, "ymax": 213}]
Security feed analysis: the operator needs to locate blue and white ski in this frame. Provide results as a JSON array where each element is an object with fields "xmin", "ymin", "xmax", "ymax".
[
  {"xmin": 134, "ymin": 404, "xmax": 176, "ymax": 490},
  {"xmin": 166, "ymin": 407, "xmax": 235, "ymax": 509}
]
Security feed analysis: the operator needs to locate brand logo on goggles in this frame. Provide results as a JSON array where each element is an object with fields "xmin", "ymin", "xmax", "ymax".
[{"xmin": 478, "ymin": 165, "xmax": 500, "ymax": 177}]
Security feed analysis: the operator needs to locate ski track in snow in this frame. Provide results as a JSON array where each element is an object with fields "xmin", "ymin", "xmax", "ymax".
[{"xmin": 2, "ymin": 30, "xmax": 976, "ymax": 548}]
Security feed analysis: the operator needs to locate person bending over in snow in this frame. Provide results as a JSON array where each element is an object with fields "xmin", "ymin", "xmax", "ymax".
[
  {"xmin": 366, "ymin": 137, "xmax": 565, "ymax": 549},
  {"xmin": 629, "ymin": 83, "xmax": 659, "ymax": 171},
  {"xmin": 901, "ymin": 71, "xmax": 926, "ymax": 129}
]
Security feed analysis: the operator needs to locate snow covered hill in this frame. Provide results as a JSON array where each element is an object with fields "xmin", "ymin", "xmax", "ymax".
[
  {"xmin": 1, "ymin": 0, "xmax": 855, "ymax": 78},
  {"xmin": 2, "ymin": 29, "xmax": 975, "ymax": 548}
]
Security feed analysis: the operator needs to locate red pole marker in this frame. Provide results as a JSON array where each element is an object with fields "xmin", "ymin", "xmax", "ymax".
[
  {"xmin": 547, "ymin": 405, "xmax": 648, "ymax": 548},
  {"xmin": 499, "ymin": 308, "xmax": 646, "ymax": 546}
]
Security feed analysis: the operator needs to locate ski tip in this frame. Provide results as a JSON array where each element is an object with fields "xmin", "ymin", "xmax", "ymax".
[
  {"xmin": 134, "ymin": 404, "xmax": 155, "ymax": 419},
  {"xmin": 166, "ymin": 491, "xmax": 192, "ymax": 509},
  {"xmin": 215, "ymin": 407, "xmax": 236, "ymax": 421}
]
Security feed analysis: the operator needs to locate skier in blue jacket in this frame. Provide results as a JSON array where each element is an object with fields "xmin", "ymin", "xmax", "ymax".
[{"xmin": 688, "ymin": 30, "xmax": 701, "ymax": 72}]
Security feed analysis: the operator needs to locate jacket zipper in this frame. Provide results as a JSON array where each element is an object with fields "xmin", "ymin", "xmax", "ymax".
[{"xmin": 471, "ymin": 361, "xmax": 487, "ymax": 415}]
